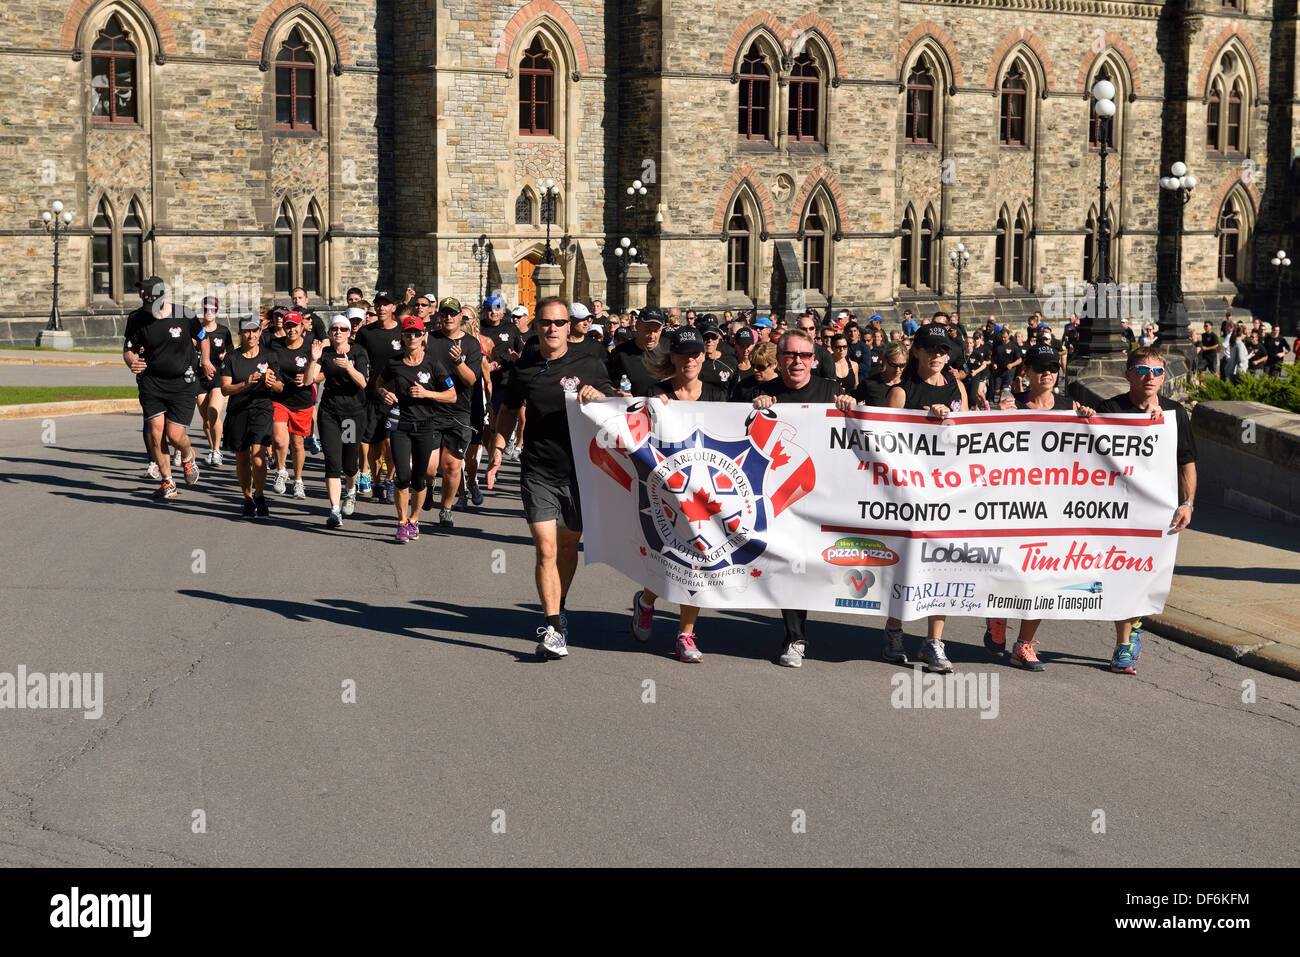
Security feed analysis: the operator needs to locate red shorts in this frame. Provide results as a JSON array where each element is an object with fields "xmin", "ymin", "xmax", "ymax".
[{"xmin": 273, "ymin": 403, "xmax": 313, "ymax": 437}]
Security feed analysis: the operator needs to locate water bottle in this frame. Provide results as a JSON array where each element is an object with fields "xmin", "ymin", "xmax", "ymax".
[
  {"xmin": 387, "ymin": 403, "xmax": 400, "ymax": 431},
  {"xmin": 619, "ymin": 374, "xmax": 631, "ymax": 393}
]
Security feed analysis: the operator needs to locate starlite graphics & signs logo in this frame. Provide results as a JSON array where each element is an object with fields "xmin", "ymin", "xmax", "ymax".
[{"xmin": 589, "ymin": 405, "xmax": 815, "ymax": 593}]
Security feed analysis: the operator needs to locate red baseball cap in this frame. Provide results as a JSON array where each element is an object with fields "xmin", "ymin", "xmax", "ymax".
[
  {"xmin": 400, "ymin": 316, "xmax": 426, "ymax": 332},
  {"xmin": 282, "ymin": 311, "xmax": 303, "ymax": 327}
]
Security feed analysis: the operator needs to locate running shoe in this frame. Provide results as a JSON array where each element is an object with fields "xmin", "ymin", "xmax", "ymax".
[
  {"xmin": 254, "ymin": 494, "xmax": 269, "ymax": 518},
  {"xmin": 984, "ymin": 618, "xmax": 1008, "ymax": 658},
  {"xmin": 439, "ymin": 508, "xmax": 454, "ymax": 528},
  {"xmin": 204, "ymin": 449, "xmax": 214, "ymax": 466},
  {"xmin": 1110, "ymin": 643, "xmax": 1136, "ymax": 675},
  {"xmin": 342, "ymin": 488, "xmax": 356, "ymax": 516},
  {"xmin": 469, "ymin": 480, "xmax": 484, "ymax": 507},
  {"xmin": 505, "ymin": 441, "xmax": 518, "ymax": 461},
  {"xmin": 212, "ymin": 449, "xmax": 224, "ymax": 467},
  {"xmin": 778, "ymin": 639, "xmax": 807, "ymax": 668},
  {"xmin": 152, "ymin": 480, "xmax": 178, "ymax": 501},
  {"xmin": 1010, "ymin": 638, "xmax": 1045, "ymax": 672},
  {"xmin": 385, "ymin": 479, "xmax": 395, "ymax": 503},
  {"xmin": 305, "ymin": 435, "xmax": 321, "ymax": 454},
  {"xmin": 675, "ymin": 633, "xmax": 703, "ymax": 663},
  {"xmin": 882, "ymin": 624, "xmax": 907, "ymax": 664},
  {"xmin": 454, "ymin": 493, "xmax": 468, "ymax": 511},
  {"xmin": 143, "ymin": 462, "xmax": 161, "ymax": 481},
  {"xmin": 293, "ymin": 479, "xmax": 306, "ymax": 499},
  {"xmin": 1129, "ymin": 620, "xmax": 1143, "ymax": 661},
  {"xmin": 171, "ymin": 449, "xmax": 183, "ymax": 469},
  {"xmin": 273, "ymin": 468, "xmax": 288, "ymax": 494},
  {"xmin": 241, "ymin": 497, "xmax": 256, "ymax": 518},
  {"xmin": 917, "ymin": 639, "xmax": 954, "ymax": 674},
  {"xmin": 422, "ymin": 493, "xmax": 436, "ymax": 512},
  {"xmin": 371, "ymin": 485, "xmax": 384, "ymax": 504},
  {"xmin": 395, "ymin": 521, "xmax": 409, "ymax": 544},
  {"xmin": 536, "ymin": 625, "xmax": 568, "ymax": 660},
  {"xmin": 407, "ymin": 520, "xmax": 419, "ymax": 541},
  {"xmin": 182, "ymin": 456, "xmax": 200, "ymax": 487},
  {"xmin": 326, "ymin": 508, "xmax": 342, "ymax": 528},
  {"xmin": 630, "ymin": 590, "xmax": 654, "ymax": 642},
  {"xmin": 357, "ymin": 472, "xmax": 372, "ymax": 494}
]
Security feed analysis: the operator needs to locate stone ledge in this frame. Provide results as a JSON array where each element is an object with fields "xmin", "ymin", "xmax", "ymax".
[
  {"xmin": 0, "ymin": 400, "xmax": 139, "ymax": 420},
  {"xmin": 1146, "ymin": 608, "xmax": 1299, "ymax": 682}
]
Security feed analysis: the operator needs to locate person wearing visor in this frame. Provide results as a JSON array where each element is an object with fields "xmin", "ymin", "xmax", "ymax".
[
  {"xmin": 980, "ymin": 344, "xmax": 1097, "ymax": 671},
  {"xmin": 882, "ymin": 324, "xmax": 969, "ymax": 674},
  {"xmin": 630, "ymin": 326, "xmax": 732, "ymax": 663},
  {"xmin": 374, "ymin": 315, "xmax": 458, "ymax": 542},
  {"xmin": 316, "ymin": 315, "xmax": 371, "ymax": 527},
  {"xmin": 566, "ymin": 302, "xmax": 605, "ymax": 361},
  {"xmin": 269, "ymin": 312, "xmax": 320, "ymax": 500},
  {"xmin": 219, "ymin": 316, "xmax": 282, "ymax": 518}
]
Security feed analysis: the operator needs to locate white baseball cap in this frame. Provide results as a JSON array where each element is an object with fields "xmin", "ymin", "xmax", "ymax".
[
  {"xmin": 570, "ymin": 302, "xmax": 591, "ymax": 320},
  {"xmin": 345, "ymin": 306, "xmax": 365, "ymax": 323},
  {"xmin": 589, "ymin": 323, "xmax": 604, "ymax": 335},
  {"xmin": 330, "ymin": 314, "xmax": 351, "ymax": 330},
  {"xmin": 511, "ymin": 305, "xmax": 529, "ymax": 318}
]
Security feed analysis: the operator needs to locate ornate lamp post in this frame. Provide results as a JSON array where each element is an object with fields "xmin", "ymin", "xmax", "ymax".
[
  {"xmin": 472, "ymin": 234, "xmax": 491, "ymax": 309},
  {"xmin": 37, "ymin": 200, "xmax": 75, "ymax": 349},
  {"xmin": 1158, "ymin": 161, "xmax": 1196, "ymax": 348},
  {"xmin": 540, "ymin": 179, "xmax": 560, "ymax": 265},
  {"xmin": 1091, "ymin": 79, "xmax": 1117, "ymax": 286},
  {"xmin": 948, "ymin": 241, "xmax": 970, "ymax": 320},
  {"xmin": 613, "ymin": 235, "xmax": 636, "ymax": 310},
  {"xmin": 1272, "ymin": 249, "xmax": 1293, "ymax": 329}
]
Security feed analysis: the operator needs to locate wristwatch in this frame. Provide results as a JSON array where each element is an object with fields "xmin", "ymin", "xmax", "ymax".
[{"xmin": 1180, "ymin": 500, "xmax": 1194, "ymax": 508}]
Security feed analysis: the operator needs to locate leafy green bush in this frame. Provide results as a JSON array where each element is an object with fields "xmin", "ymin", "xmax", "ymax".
[{"xmin": 1187, "ymin": 371, "xmax": 1300, "ymax": 414}]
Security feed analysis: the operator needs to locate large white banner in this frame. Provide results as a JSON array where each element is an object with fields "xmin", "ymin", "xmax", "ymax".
[{"xmin": 568, "ymin": 397, "xmax": 1180, "ymax": 621}]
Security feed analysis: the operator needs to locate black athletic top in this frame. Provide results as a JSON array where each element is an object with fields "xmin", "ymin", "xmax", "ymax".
[
  {"xmin": 221, "ymin": 346, "xmax": 281, "ymax": 414},
  {"xmin": 606, "ymin": 339, "xmax": 659, "ymax": 396},
  {"xmin": 199, "ymin": 324, "xmax": 233, "ymax": 381},
  {"xmin": 1097, "ymin": 393, "xmax": 1197, "ymax": 466},
  {"xmin": 270, "ymin": 339, "xmax": 316, "ymax": 410},
  {"xmin": 427, "ymin": 331, "xmax": 483, "ymax": 426},
  {"xmin": 125, "ymin": 309, "xmax": 205, "ymax": 384},
  {"xmin": 647, "ymin": 380, "xmax": 731, "ymax": 402},
  {"xmin": 318, "ymin": 346, "xmax": 371, "ymax": 417},
  {"xmin": 356, "ymin": 323, "xmax": 404, "ymax": 398},
  {"xmin": 504, "ymin": 347, "xmax": 615, "ymax": 483},
  {"xmin": 380, "ymin": 352, "xmax": 456, "ymax": 428},
  {"xmin": 893, "ymin": 370, "xmax": 962, "ymax": 411},
  {"xmin": 756, "ymin": 375, "xmax": 843, "ymax": 404},
  {"xmin": 1014, "ymin": 392, "xmax": 1073, "ymax": 411}
]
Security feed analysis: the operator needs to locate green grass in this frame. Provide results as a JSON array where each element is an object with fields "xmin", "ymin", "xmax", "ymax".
[{"xmin": 0, "ymin": 386, "xmax": 137, "ymax": 406}]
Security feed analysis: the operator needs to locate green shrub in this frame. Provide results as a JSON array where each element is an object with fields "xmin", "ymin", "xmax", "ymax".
[{"xmin": 1187, "ymin": 371, "xmax": 1300, "ymax": 414}]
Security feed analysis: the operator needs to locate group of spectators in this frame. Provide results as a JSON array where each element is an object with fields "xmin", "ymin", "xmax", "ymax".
[{"xmin": 1193, "ymin": 314, "xmax": 1294, "ymax": 380}]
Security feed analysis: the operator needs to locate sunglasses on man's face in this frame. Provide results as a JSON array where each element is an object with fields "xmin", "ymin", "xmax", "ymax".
[
  {"xmin": 1134, "ymin": 365, "xmax": 1165, "ymax": 377},
  {"xmin": 780, "ymin": 351, "xmax": 814, "ymax": 361},
  {"xmin": 1032, "ymin": 364, "xmax": 1061, "ymax": 374},
  {"xmin": 366, "ymin": 311, "xmax": 377, "ymax": 317},
  {"xmin": 537, "ymin": 318, "xmax": 569, "ymax": 328},
  {"xmin": 401, "ymin": 331, "xmax": 423, "ymax": 339}
]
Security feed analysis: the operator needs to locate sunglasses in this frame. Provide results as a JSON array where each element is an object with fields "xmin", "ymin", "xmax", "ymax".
[
  {"xmin": 1032, "ymin": 364, "xmax": 1061, "ymax": 374},
  {"xmin": 401, "ymin": 330, "xmax": 424, "ymax": 338},
  {"xmin": 780, "ymin": 351, "xmax": 815, "ymax": 360},
  {"xmin": 537, "ymin": 319, "xmax": 569, "ymax": 328},
  {"xmin": 833, "ymin": 343, "xmax": 848, "ymax": 349},
  {"xmin": 1134, "ymin": 365, "xmax": 1165, "ymax": 377},
  {"xmin": 887, "ymin": 361, "xmax": 908, "ymax": 370}
]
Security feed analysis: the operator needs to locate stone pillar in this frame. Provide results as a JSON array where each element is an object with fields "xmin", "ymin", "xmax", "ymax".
[
  {"xmin": 534, "ymin": 263, "xmax": 563, "ymax": 302},
  {"xmin": 625, "ymin": 262, "xmax": 652, "ymax": 311}
]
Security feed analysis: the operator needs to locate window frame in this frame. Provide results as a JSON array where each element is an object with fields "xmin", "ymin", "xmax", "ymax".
[
  {"xmin": 801, "ymin": 210, "xmax": 825, "ymax": 295},
  {"xmin": 905, "ymin": 62, "xmax": 935, "ymax": 145},
  {"xmin": 1000, "ymin": 64, "xmax": 1028, "ymax": 147},
  {"xmin": 90, "ymin": 14, "xmax": 138, "ymax": 126},
  {"xmin": 518, "ymin": 36, "xmax": 555, "ymax": 137},
  {"xmin": 787, "ymin": 52, "xmax": 821, "ymax": 144},
  {"xmin": 900, "ymin": 208, "xmax": 915, "ymax": 290},
  {"xmin": 275, "ymin": 28, "xmax": 318, "ymax": 132},
  {"xmin": 738, "ymin": 44, "xmax": 773, "ymax": 142}
]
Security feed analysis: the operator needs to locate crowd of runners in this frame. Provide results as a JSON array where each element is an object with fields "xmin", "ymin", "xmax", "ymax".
[{"xmin": 122, "ymin": 278, "xmax": 1198, "ymax": 677}]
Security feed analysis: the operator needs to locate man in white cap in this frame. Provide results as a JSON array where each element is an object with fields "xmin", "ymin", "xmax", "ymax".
[
  {"xmin": 511, "ymin": 304, "xmax": 531, "ymax": 336},
  {"xmin": 345, "ymin": 305, "xmax": 366, "ymax": 343},
  {"xmin": 567, "ymin": 301, "xmax": 605, "ymax": 360}
]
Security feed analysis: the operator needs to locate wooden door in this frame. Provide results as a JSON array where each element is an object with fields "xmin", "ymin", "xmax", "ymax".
[{"xmin": 516, "ymin": 257, "xmax": 537, "ymax": 318}]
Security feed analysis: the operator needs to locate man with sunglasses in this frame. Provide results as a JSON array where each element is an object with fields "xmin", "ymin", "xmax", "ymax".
[
  {"xmin": 356, "ymin": 292, "xmax": 402, "ymax": 502},
  {"xmin": 752, "ymin": 329, "xmax": 857, "ymax": 668},
  {"xmin": 794, "ymin": 313, "xmax": 836, "ymax": 380},
  {"xmin": 607, "ymin": 306, "xmax": 666, "ymax": 396},
  {"xmin": 698, "ymin": 322, "xmax": 737, "ymax": 390},
  {"xmin": 488, "ymin": 296, "xmax": 615, "ymax": 660},
  {"xmin": 423, "ymin": 297, "xmax": 482, "ymax": 527},
  {"xmin": 1096, "ymin": 347, "xmax": 1197, "ymax": 675}
]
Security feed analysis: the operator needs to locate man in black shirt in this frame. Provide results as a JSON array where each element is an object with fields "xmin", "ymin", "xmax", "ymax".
[
  {"xmin": 424, "ymin": 297, "xmax": 483, "ymax": 527},
  {"xmin": 1097, "ymin": 346, "xmax": 1197, "ymax": 675},
  {"xmin": 566, "ymin": 301, "xmax": 606, "ymax": 361},
  {"xmin": 488, "ymin": 296, "xmax": 616, "ymax": 660},
  {"xmin": 607, "ymin": 306, "xmax": 666, "ymax": 395},
  {"xmin": 1264, "ymin": 324, "xmax": 1288, "ymax": 376},
  {"xmin": 355, "ymin": 293, "xmax": 402, "ymax": 502},
  {"xmin": 123, "ymin": 276, "xmax": 208, "ymax": 499},
  {"xmin": 752, "ymin": 329, "xmax": 856, "ymax": 669},
  {"xmin": 1196, "ymin": 321, "xmax": 1221, "ymax": 375},
  {"xmin": 794, "ymin": 312, "xmax": 836, "ymax": 379},
  {"xmin": 990, "ymin": 327, "xmax": 1022, "ymax": 400}
]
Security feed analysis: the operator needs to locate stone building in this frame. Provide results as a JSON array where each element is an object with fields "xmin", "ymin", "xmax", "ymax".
[{"xmin": 0, "ymin": 0, "xmax": 1296, "ymax": 345}]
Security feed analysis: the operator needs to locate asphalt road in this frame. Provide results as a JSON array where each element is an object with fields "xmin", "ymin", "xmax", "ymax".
[
  {"xmin": 0, "ymin": 364, "xmax": 137, "ymax": 388},
  {"xmin": 0, "ymin": 412, "xmax": 1296, "ymax": 867}
]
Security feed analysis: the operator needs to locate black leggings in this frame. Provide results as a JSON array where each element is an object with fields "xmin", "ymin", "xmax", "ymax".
[
  {"xmin": 388, "ymin": 423, "xmax": 436, "ymax": 491},
  {"xmin": 319, "ymin": 407, "xmax": 361, "ymax": 480}
]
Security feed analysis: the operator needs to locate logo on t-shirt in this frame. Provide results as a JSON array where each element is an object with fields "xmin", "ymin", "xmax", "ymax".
[
  {"xmin": 257, "ymin": 363, "xmax": 268, "ymax": 373},
  {"xmin": 295, "ymin": 356, "xmax": 307, "ymax": 368},
  {"xmin": 719, "ymin": 369, "xmax": 731, "ymax": 382},
  {"xmin": 417, "ymin": 371, "xmax": 431, "ymax": 384},
  {"xmin": 560, "ymin": 376, "xmax": 580, "ymax": 393},
  {"xmin": 391, "ymin": 340, "xmax": 401, "ymax": 350},
  {"xmin": 168, "ymin": 327, "xmax": 181, "ymax": 338},
  {"xmin": 213, "ymin": 338, "xmax": 223, "ymax": 348}
]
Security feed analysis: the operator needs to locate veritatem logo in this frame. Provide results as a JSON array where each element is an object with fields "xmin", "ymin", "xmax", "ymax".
[
  {"xmin": 835, "ymin": 567, "xmax": 881, "ymax": 610},
  {"xmin": 821, "ymin": 537, "xmax": 899, "ymax": 567},
  {"xmin": 589, "ymin": 404, "xmax": 815, "ymax": 591}
]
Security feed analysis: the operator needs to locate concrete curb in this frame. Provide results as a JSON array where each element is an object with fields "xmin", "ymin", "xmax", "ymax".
[
  {"xmin": 0, "ymin": 399, "xmax": 139, "ymax": 420},
  {"xmin": 1147, "ymin": 608, "xmax": 1300, "ymax": 681},
  {"xmin": 0, "ymin": 352, "xmax": 121, "ymax": 367}
]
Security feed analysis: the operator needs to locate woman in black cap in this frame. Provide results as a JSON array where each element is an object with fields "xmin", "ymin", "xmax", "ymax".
[
  {"xmin": 882, "ymin": 323, "xmax": 969, "ymax": 674},
  {"xmin": 980, "ymin": 343, "xmax": 1096, "ymax": 671},
  {"xmin": 219, "ymin": 316, "xmax": 283, "ymax": 517},
  {"xmin": 316, "ymin": 314, "xmax": 371, "ymax": 527},
  {"xmin": 629, "ymin": 326, "xmax": 730, "ymax": 663}
]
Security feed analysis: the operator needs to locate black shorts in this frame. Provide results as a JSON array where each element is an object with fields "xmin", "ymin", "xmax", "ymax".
[
  {"xmin": 431, "ymin": 422, "xmax": 470, "ymax": 460},
  {"xmin": 364, "ymin": 398, "xmax": 392, "ymax": 444},
  {"xmin": 223, "ymin": 404, "xmax": 273, "ymax": 452},
  {"xmin": 520, "ymin": 469, "xmax": 583, "ymax": 531},
  {"xmin": 139, "ymin": 376, "xmax": 197, "ymax": 426}
]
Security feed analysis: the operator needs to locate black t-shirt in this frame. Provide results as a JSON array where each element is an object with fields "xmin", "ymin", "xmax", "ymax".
[
  {"xmin": 809, "ymin": 344, "xmax": 836, "ymax": 380},
  {"xmin": 481, "ymin": 322, "xmax": 525, "ymax": 389},
  {"xmin": 356, "ymin": 322, "xmax": 404, "ymax": 397},
  {"xmin": 504, "ymin": 347, "xmax": 615, "ymax": 483},
  {"xmin": 647, "ymin": 380, "xmax": 731, "ymax": 402},
  {"xmin": 607, "ymin": 339, "xmax": 660, "ymax": 396},
  {"xmin": 854, "ymin": 374, "xmax": 895, "ymax": 408},
  {"xmin": 756, "ymin": 375, "xmax": 843, "ymax": 404},
  {"xmin": 270, "ymin": 339, "xmax": 316, "ymax": 410},
  {"xmin": 700, "ymin": 355, "xmax": 738, "ymax": 389},
  {"xmin": 427, "ymin": 331, "xmax": 483, "ymax": 425},
  {"xmin": 126, "ymin": 309, "xmax": 205, "ymax": 382},
  {"xmin": 566, "ymin": 335, "xmax": 608, "ymax": 363},
  {"xmin": 893, "ymin": 370, "xmax": 963, "ymax": 411},
  {"xmin": 200, "ymin": 324, "xmax": 233, "ymax": 379},
  {"xmin": 380, "ymin": 352, "xmax": 456, "ymax": 428},
  {"xmin": 1265, "ymin": 335, "xmax": 1288, "ymax": 363},
  {"xmin": 220, "ymin": 346, "xmax": 281, "ymax": 414},
  {"xmin": 318, "ymin": 346, "xmax": 371, "ymax": 416},
  {"xmin": 1015, "ymin": 393, "xmax": 1074, "ymax": 411},
  {"xmin": 297, "ymin": 311, "xmax": 328, "ymax": 345},
  {"xmin": 992, "ymin": 343, "xmax": 1022, "ymax": 371},
  {"xmin": 729, "ymin": 373, "xmax": 770, "ymax": 403},
  {"xmin": 968, "ymin": 344, "xmax": 992, "ymax": 379},
  {"xmin": 1200, "ymin": 332, "xmax": 1220, "ymax": 351},
  {"xmin": 1063, "ymin": 325, "xmax": 1081, "ymax": 355},
  {"xmin": 1097, "ymin": 393, "xmax": 1196, "ymax": 467}
]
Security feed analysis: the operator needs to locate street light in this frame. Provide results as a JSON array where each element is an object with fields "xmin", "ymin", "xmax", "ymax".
[
  {"xmin": 1158, "ymin": 161, "xmax": 1196, "ymax": 346},
  {"xmin": 1091, "ymin": 79, "xmax": 1117, "ymax": 287},
  {"xmin": 613, "ymin": 236, "xmax": 635, "ymax": 311},
  {"xmin": 540, "ymin": 178, "xmax": 560, "ymax": 265},
  {"xmin": 471, "ymin": 234, "xmax": 491, "ymax": 309},
  {"xmin": 948, "ymin": 241, "xmax": 970, "ymax": 320},
  {"xmin": 1271, "ymin": 249, "xmax": 1292, "ymax": 329},
  {"xmin": 37, "ymin": 199, "xmax": 75, "ymax": 346}
]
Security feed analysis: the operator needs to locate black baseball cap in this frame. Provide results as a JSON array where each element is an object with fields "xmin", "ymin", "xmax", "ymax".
[
  {"xmin": 699, "ymin": 323, "xmax": 722, "ymax": 339},
  {"xmin": 914, "ymin": 324, "xmax": 952, "ymax": 353},
  {"xmin": 734, "ymin": 327, "xmax": 755, "ymax": 346},
  {"xmin": 638, "ymin": 306, "xmax": 666, "ymax": 326},
  {"xmin": 670, "ymin": 326, "xmax": 705, "ymax": 355},
  {"xmin": 1026, "ymin": 344, "xmax": 1061, "ymax": 369},
  {"xmin": 139, "ymin": 276, "xmax": 166, "ymax": 298}
]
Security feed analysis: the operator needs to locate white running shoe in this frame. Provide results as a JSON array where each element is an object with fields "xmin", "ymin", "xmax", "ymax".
[
  {"xmin": 917, "ymin": 639, "xmax": 954, "ymax": 674},
  {"xmin": 536, "ymin": 625, "xmax": 568, "ymax": 659},
  {"xmin": 273, "ymin": 468, "xmax": 288, "ymax": 494},
  {"xmin": 212, "ymin": 449, "xmax": 224, "ymax": 467},
  {"xmin": 778, "ymin": 639, "xmax": 807, "ymax": 668},
  {"xmin": 143, "ymin": 462, "xmax": 161, "ymax": 481},
  {"xmin": 203, "ymin": 449, "xmax": 214, "ymax": 466},
  {"xmin": 342, "ymin": 488, "xmax": 356, "ymax": 516},
  {"xmin": 292, "ymin": 479, "xmax": 306, "ymax": 499}
]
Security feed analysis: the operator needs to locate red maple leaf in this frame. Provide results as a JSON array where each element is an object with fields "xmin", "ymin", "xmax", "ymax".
[
  {"xmin": 770, "ymin": 440, "xmax": 791, "ymax": 469},
  {"xmin": 750, "ymin": 569, "xmax": 762, "ymax": 577},
  {"xmin": 639, "ymin": 546, "xmax": 647, "ymax": 556},
  {"xmin": 681, "ymin": 488, "xmax": 722, "ymax": 526}
]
